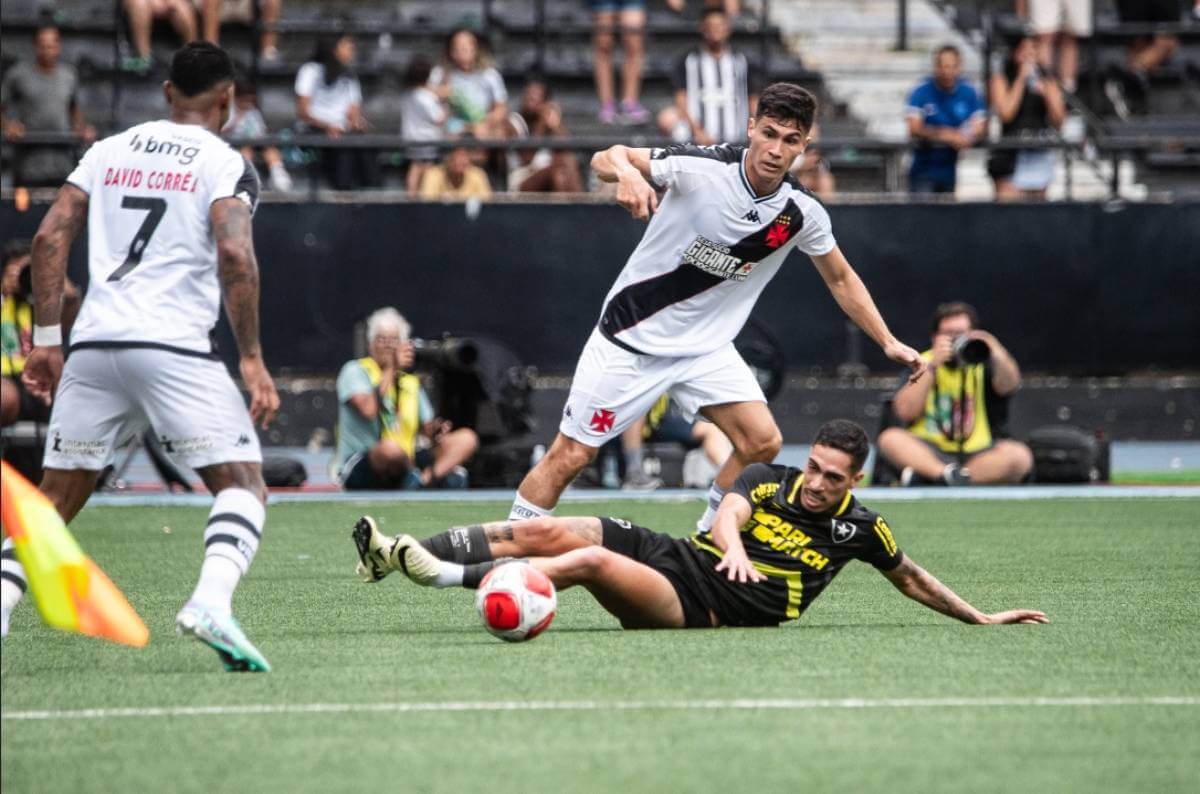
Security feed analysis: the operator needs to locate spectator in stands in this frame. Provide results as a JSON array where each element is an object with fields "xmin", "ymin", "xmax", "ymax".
[
  {"xmin": 295, "ymin": 34, "xmax": 376, "ymax": 190},
  {"xmin": 122, "ymin": 0, "xmax": 198, "ymax": 73},
  {"xmin": 418, "ymin": 141, "xmax": 493, "ymax": 201},
  {"xmin": 400, "ymin": 56, "xmax": 447, "ymax": 195},
  {"xmin": 988, "ymin": 33, "xmax": 1066, "ymax": 201},
  {"xmin": 1105, "ymin": 1, "xmax": 1182, "ymax": 119},
  {"xmin": 429, "ymin": 29, "xmax": 508, "ymax": 141},
  {"xmin": 196, "ymin": 0, "xmax": 282, "ymax": 63},
  {"xmin": 664, "ymin": 7, "xmax": 758, "ymax": 145},
  {"xmin": 1025, "ymin": 0, "xmax": 1091, "ymax": 93},
  {"xmin": 223, "ymin": 78, "xmax": 292, "ymax": 191},
  {"xmin": 1, "ymin": 25, "xmax": 96, "ymax": 188},
  {"xmin": 789, "ymin": 120, "xmax": 836, "ymax": 198},
  {"xmin": 905, "ymin": 45, "xmax": 986, "ymax": 195},
  {"xmin": 507, "ymin": 78, "xmax": 583, "ymax": 193},
  {"xmin": 1, "ymin": 240, "xmax": 79, "ymax": 427},
  {"xmin": 335, "ymin": 308, "xmax": 478, "ymax": 490},
  {"xmin": 619, "ymin": 395, "xmax": 732, "ymax": 490},
  {"xmin": 877, "ymin": 302, "xmax": 1032, "ymax": 486},
  {"xmin": 589, "ymin": 0, "xmax": 663, "ymax": 124}
]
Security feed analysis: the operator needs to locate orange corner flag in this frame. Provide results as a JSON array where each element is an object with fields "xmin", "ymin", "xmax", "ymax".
[{"xmin": 1, "ymin": 461, "xmax": 149, "ymax": 647}]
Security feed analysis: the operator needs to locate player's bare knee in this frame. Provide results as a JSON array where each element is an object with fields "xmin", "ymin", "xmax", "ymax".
[
  {"xmin": 739, "ymin": 428, "xmax": 782, "ymax": 462},
  {"xmin": 199, "ymin": 462, "xmax": 267, "ymax": 504},
  {"xmin": 557, "ymin": 546, "xmax": 610, "ymax": 583},
  {"xmin": 517, "ymin": 516, "xmax": 559, "ymax": 547},
  {"xmin": 547, "ymin": 437, "xmax": 595, "ymax": 477}
]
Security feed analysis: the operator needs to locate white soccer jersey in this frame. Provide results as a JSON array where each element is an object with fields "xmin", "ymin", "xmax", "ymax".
[
  {"xmin": 597, "ymin": 143, "xmax": 835, "ymax": 357},
  {"xmin": 64, "ymin": 119, "xmax": 259, "ymax": 355}
]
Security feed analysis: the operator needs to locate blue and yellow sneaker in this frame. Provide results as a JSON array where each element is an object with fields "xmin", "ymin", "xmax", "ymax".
[{"xmin": 175, "ymin": 605, "xmax": 271, "ymax": 673}]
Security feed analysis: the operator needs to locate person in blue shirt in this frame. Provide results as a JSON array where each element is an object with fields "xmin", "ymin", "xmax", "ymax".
[{"xmin": 905, "ymin": 45, "xmax": 986, "ymax": 194}]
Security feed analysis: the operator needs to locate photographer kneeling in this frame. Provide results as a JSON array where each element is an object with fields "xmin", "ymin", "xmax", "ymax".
[
  {"xmin": 878, "ymin": 302, "xmax": 1032, "ymax": 485},
  {"xmin": 335, "ymin": 307, "xmax": 479, "ymax": 490}
]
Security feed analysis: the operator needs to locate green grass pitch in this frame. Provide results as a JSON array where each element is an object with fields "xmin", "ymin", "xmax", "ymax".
[{"xmin": 2, "ymin": 497, "xmax": 1198, "ymax": 793}]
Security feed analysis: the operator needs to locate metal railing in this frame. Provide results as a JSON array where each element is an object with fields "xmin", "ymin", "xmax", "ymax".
[{"xmin": 7, "ymin": 130, "xmax": 1196, "ymax": 200}]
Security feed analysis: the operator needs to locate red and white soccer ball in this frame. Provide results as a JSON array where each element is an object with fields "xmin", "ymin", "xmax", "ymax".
[{"xmin": 475, "ymin": 562, "xmax": 557, "ymax": 642}]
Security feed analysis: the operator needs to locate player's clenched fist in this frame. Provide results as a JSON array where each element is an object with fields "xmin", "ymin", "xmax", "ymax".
[{"xmin": 616, "ymin": 170, "xmax": 658, "ymax": 222}]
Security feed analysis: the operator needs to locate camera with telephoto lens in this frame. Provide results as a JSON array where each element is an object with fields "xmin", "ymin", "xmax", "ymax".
[
  {"xmin": 411, "ymin": 336, "xmax": 480, "ymax": 372},
  {"xmin": 952, "ymin": 334, "xmax": 990, "ymax": 365}
]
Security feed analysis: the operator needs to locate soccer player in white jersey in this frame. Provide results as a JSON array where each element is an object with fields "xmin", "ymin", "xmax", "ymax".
[
  {"xmin": 1, "ymin": 43, "xmax": 281, "ymax": 671},
  {"xmin": 507, "ymin": 83, "xmax": 924, "ymax": 530}
]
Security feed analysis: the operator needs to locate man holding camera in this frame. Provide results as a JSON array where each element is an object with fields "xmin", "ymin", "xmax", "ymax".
[
  {"xmin": 335, "ymin": 307, "xmax": 478, "ymax": 490},
  {"xmin": 877, "ymin": 302, "xmax": 1032, "ymax": 485}
]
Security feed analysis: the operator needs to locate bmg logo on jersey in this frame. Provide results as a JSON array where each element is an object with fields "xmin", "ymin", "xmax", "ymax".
[{"xmin": 129, "ymin": 133, "xmax": 200, "ymax": 165}]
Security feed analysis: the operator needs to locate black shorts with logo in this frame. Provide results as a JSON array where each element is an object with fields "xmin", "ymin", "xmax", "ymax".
[{"xmin": 599, "ymin": 517, "xmax": 716, "ymax": 629}]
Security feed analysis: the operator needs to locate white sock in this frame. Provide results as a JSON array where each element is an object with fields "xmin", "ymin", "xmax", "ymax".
[
  {"xmin": 696, "ymin": 483, "xmax": 727, "ymax": 533},
  {"xmin": 269, "ymin": 162, "xmax": 292, "ymax": 191},
  {"xmin": 432, "ymin": 562, "xmax": 465, "ymax": 588},
  {"xmin": 187, "ymin": 488, "xmax": 265, "ymax": 615},
  {"xmin": 509, "ymin": 493, "xmax": 553, "ymax": 521},
  {"xmin": 1, "ymin": 538, "xmax": 27, "ymax": 638}
]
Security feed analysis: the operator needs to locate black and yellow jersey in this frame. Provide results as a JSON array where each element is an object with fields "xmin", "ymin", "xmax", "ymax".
[{"xmin": 678, "ymin": 462, "xmax": 903, "ymax": 627}]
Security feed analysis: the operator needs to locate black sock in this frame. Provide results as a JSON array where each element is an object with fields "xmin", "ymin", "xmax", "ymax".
[
  {"xmin": 421, "ymin": 525, "xmax": 494, "ymax": 564},
  {"xmin": 462, "ymin": 557, "xmax": 528, "ymax": 589},
  {"xmin": 462, "ymin": 560, "xmax": 499, "ymax": 589}
]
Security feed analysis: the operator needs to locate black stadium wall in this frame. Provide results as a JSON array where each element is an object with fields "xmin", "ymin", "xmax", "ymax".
[{"xmin": 3, "ymin": 200, "xmax": 1198, "ymax": 374}]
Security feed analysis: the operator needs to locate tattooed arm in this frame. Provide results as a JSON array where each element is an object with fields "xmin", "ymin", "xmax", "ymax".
[
  {"xmin": 21, "ymin": 184, "xmax": 89, "ymax": 402},
  {"xmin": 881, "ymin": 556, "xmax": 1048, "ymax": 625},
  {"xmin": 211, "ymin": 197, "xmax": 279, "ymax": 428}
]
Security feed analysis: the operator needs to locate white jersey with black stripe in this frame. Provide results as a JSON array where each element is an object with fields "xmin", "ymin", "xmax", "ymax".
[
  {"xmin": 64, "ymin": 119, "xmax": 259, "ymax": 355},
  {"xmin": 597, "ymin": 143, "xmax": 835, "ymax": 358}
]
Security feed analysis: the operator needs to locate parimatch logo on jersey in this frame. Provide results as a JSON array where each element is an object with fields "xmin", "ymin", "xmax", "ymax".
[{"xmin": 681, "ymin": 236, "xmax": 756, "ymax": 282}]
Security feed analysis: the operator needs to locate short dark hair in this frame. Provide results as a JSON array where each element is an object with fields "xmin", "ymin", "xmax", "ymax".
[
  {"xmin": 812, "ymin": 419, "xmax": 870, "ymax": 473},
  {"xmin": 700, "ymin": 6, "xmax": 727, "ymax": 21},
  {"xmin": 168, "ymin": 42, "xmax": 235, "ymax": 97},
  {"xmin": 404, "ymin": 55, "xmax": 434, "ymax": 89},
  {"xmin": 754, "ymin": 83, "xmax": 818, "ymax": 132},
  {"xmin": 935, "ymin": 44, "xmax": 961, "ymax": 61},
  {"xmin": 931, "ymin": 301, "xmax": 979, "ymax": 334}
]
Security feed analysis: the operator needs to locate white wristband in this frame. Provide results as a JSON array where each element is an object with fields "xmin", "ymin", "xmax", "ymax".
[{"xmin": 33, "ymin": 324, "xmax": 63, "ymax": 346}]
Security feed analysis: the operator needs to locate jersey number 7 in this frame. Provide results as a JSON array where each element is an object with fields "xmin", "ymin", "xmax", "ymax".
[{"xmin": 108, "ymin": 196, "xmax": 167, "ymax": 282}]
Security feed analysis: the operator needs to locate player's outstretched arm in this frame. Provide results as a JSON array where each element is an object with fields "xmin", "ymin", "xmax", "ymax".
[
  {"xmin": 590, "ymin": 145, "xmax": 658, "ymax": 221},
  {"xmin": 710, "ymin": 493, "xmax": 765, "ymax": 584},
  {"xmin": 21, "ymin": 183, "xmax": 89, "ymax": 402},
  {"xmin": 881, "ymin": 556, "xmax": 1048, "ymax": 625},
  {"xmin": 212, "ymin": 196, "xmax": 279, "ymax": 428},
  {"xmin": 809, "ymin": 246, "xmax": 924, "ymax": 382}
]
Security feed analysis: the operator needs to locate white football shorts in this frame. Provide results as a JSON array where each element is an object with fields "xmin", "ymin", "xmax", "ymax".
[
  {"xmin": 43, "ymin": 347, "xmax": 262, "ymax": 471},
  {"xmin": 558, "ymin": 329, "xmax": 766, "ymax": 447}
]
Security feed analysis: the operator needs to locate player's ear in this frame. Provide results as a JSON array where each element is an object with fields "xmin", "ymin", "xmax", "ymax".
[
  {"xmin": 162, "ymin": 81, "xmax": 174, "ymax": 106},
  {"xmin": 850, "ymin": 469, "xmax": 865, "ymax": 489}
]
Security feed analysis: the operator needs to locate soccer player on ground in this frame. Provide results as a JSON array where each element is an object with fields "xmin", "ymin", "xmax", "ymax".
[
  {"xmin": 1, "ymin": 43, "xmax": 281, "ymax": 670},
  {"xmin": 507, "ymin": 82, "xmax": 924, "ymax": 533},
  {"xmin": 353, "ymin": 420, "xmax": 1047, "ymax": 629}
]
